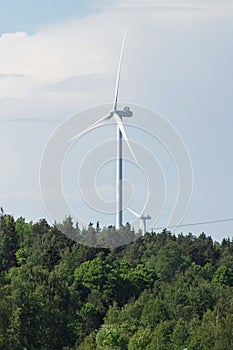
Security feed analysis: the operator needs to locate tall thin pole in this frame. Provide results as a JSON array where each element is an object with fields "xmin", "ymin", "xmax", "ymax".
[
  {"xmin": 116, "ymin": 120, "xmax": 123, "ymax": 229},
  {"xmin": 142, "ymin": 219, "xmax": 146, "ymax": 235}
]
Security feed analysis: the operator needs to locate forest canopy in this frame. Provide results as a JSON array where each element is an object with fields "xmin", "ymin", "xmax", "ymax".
[{"xmin": 0, "ymin": 214, "xmax": 232, "ymax": 349}]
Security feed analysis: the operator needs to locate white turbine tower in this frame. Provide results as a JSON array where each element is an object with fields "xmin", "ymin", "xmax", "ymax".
[
  {"xmin": 69, "ymin": 34, "xmax": 136, "ymax": 229},
  {"xmin": 127, "ymin": 207, "xmax": 151, "ymax": 235}
]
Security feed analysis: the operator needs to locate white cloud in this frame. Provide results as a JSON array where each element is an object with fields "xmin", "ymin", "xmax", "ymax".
[
  {"xmin": 0, "ymin": 0, "xmax": 231, "ymax": 103},
  {"xmin": 0, "ymin": 31, "xmax": 27, "ymax": 41},
  {"xmin": 0, "ymin": 0, "xmax": 232, "ymax": 122},
  {"xmin": 0, "ymin": 22, "xmax": 113, "ymax": 84},
  {"xmin": 102, "ymin": 0, "xmax": 233, "ymax": 14}
]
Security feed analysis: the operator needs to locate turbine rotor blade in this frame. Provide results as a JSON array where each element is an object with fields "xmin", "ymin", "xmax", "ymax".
[
  {"xmin": 114, "ymin": 113, "xmax": 137, "ymax": 163},
  {"xmin": 68, "ymin": 114, "xmax": 112, "ymax": 143},
  {"xmin": 113, "ymin": 32, "xmax": 126, "ymax": 111},
  {"xmin": 127, "ymin": 207, "xmax": 140, "ymax": 218}
]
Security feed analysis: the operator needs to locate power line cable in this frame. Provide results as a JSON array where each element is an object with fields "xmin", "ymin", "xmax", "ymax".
[{"xmin": 152, "ymin": 218, "xmax": 233, "ymax": 231}]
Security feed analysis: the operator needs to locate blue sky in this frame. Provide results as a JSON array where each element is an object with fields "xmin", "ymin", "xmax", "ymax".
[
  {"xmin": 0, "ymin": 0, "xmax": 107, "ymax": 33},
  {"xmin": 0, "ymin": 0, "xmax": 233, "ymax": 241}
]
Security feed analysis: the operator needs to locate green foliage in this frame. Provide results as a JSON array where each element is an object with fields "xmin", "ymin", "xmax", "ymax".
[
  {"xmin": 128, "ymin": 329, "xmax": 151, "ymax": 350},
  {"xmin": 170, "ymin": 319, "xmax": 190, "ymax": 350},
  {"xmin": 213, "ymin": 265, "xmax": 233, "ymax": 286},
  {"xmin": 148, "ymin": 321, "xmax": 174, "ymax": 350},
  {"xmin": 155, "ymin": 241, "xmax": 190, "ymax": 282},
  {"xmin": 141, "ymin": 295, "xmax": 169, "ymax": 328},
  {"xmin": 15, "ymin": 247, "xmax": 28, "ymax": 265},
  {"xmin": 96, "ymin": 325, "xmax": 127, "ymax": 350},
  {"xmin": 77, "ymin": 332, "xmax": 97, "ymax": 350},
  {"xmin": 74, "ymin": 257, "xmax": 112, "ymax": 290},
  {"xmin": 0, "ymin": 215, "xmax": 19, "ymax": 271},
  {"xmin": 0, "ymin": 214, "xmax": 232, "ymax": 349}
]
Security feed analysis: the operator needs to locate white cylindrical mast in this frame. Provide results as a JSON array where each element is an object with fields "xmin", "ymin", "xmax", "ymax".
[{"xmin": 116, "ymin": 120, "xmax": 123, "ymax": 229}]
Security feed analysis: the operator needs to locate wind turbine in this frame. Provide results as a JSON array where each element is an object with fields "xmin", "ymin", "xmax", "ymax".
[
  {"xmin": 69, "ymin": 34, "xmax": 136, "ymax": 229},
  {"xmin": 127, "ymin": 207, "xmax": 151, "ymax": 235}
]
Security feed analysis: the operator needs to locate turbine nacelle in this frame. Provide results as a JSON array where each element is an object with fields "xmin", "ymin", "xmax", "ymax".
[
  {"xmin": 139, "ymin": 214, "xmax": 152, "ymax": 220},
  {"xmin": 127, "ymin": 207, "xmax": 152, "ymax": 235},
  {"xmin": 115, "ymin": 106, "xmax": 133, "ymax": 118},
  {"xmin": 107, "ymin": 107, "xmax": 133, "ymax": 120}
]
